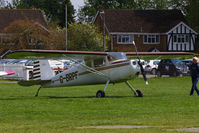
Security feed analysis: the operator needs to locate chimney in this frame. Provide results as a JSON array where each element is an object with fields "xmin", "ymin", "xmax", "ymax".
[{"xmin": 98, "ymin": 5, "xmax": 104, "ymax": 12}]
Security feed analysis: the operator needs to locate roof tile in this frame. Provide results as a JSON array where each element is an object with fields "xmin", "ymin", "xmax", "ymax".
[
  {"xmin": 0, "ymin": 9, "xmax": 47, "ymax": 32},
  {"xmin": 102, "ymin": 9, "xmax": 187, "ymax": 33}
]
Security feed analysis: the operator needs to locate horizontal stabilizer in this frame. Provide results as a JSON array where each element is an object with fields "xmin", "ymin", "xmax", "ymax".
[
  {"xmin": 0, "ymin": 70, "xmax": 15, "ymax": 76},
  {"xmin": 18, "ymin": 80, "xmax": 51, "ymax": 86}
]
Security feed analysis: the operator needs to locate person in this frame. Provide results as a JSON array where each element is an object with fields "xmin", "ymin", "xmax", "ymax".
[
  {"xmin": 190, "ymin": 56, "xmax": 199, "ymax": 96},
  {"xmin": 107, "ymin": 55, "xmax": 113, "ymax": 62}
]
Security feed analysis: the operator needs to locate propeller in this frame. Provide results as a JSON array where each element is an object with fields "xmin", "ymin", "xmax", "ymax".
[{"xmin": 132, "ymin": 41, "xmax": 148, "ymax": 85}]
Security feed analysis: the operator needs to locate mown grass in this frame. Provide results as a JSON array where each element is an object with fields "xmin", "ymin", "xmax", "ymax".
[{"xmin": 0, "ymin": 76, "xmax": 199, "ymax": 133}]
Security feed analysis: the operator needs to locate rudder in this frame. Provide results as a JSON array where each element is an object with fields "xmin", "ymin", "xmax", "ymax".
[{"xmin": 33, "ymin": 60, "xmax": 55, "ymax": 80}]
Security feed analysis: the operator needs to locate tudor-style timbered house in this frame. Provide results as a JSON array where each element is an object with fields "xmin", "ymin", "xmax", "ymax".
[
  {"xmin": 93, "ymin": 9, "xmax": 198, "ymax": 52},
  {"xmin": 167, "ymin": 22, "xmax": 197, "ymax": 51}
]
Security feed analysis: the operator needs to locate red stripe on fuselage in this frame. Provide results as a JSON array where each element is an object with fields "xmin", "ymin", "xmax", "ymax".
[{"xmin": 79, "ymin": 62, "xmax": 130, "ymax": 76}]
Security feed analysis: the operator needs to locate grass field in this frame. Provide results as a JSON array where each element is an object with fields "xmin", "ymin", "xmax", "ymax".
[{"xmin": 0, "ymin": 76, "xmax": 199, "ymax": 133}]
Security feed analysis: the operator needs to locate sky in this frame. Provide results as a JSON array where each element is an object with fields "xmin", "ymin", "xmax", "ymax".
[
  {"xmin": 71, "ymin": 0, "xmax": 85, "ymax": 12},
  {"xmin": 5, "ymin": 0, "xmax": 85, "ymax": 11}
]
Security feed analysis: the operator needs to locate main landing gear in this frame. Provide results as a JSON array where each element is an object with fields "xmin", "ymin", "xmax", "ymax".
[
  {"xmin": 96, "ymin": 90, "xmax": 105, "ymax": 98},
  {"xmin": 96, "ymin": 80, "xmax": 143, "ymax": 98},
  {"xmin": 96, "ymin": 80, "xmax": 110, "ymax": 98},
  {"xmin": 35, "ymin": 86, "xmax": 41, "ymax": 97}
]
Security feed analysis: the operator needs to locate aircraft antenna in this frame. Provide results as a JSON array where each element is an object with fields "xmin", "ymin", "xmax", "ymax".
[{"xmin": 65, "ymin": 4, "xmax": 68, "ymax": 50}]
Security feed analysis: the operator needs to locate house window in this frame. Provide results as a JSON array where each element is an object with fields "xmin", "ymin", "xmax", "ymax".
[
  {"xmin": 173, "ymin": 34, "xmax": 189, "ymax": 43},
  {"xmin": 28, "ymin": 37, "xmax": 36, "ymax": 45},
  {"xmin": 117, "ymin": 34, "xmax": 134, "ymax": 44},
  {"xmin": 28, "ymin": 35, "xmax": 44, "ymax": 45},
  {"xmin": 143, "ymin": 35, "xmax": 160, "ymax": 44}
]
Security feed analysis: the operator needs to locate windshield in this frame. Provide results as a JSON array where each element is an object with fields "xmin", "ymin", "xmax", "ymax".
[
  {"xmin": 107, "ymin": 52, "xmax": 127, "ymax": 60},
  {"xmin": 145, "ymin": 60, "xmax": 150, "ymax": 64}
]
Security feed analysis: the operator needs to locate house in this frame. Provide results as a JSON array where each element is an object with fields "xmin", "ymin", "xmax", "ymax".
[
  {"xmin": 0, "ymin": 9, "xmax": 49, "ymax": 56},
  {"xmin": 92, "ymin": 9, "xmax": 198, "ymax": 52}
]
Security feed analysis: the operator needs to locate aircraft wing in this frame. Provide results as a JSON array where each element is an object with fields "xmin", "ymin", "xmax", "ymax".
[
  {"xmin": 3, "ymin": 49, "xmax": 194, "ymax": 60},
  {"xmin": 126, "ymin": 51, "xmax": 195, "ymax": 60},
  {"xmin": 3, "ymin": 49, "xmax": 108, "ymax": 60},
  {"xmin": 0, "ymin": 70, "xmax": 15, "ymax": 76}
]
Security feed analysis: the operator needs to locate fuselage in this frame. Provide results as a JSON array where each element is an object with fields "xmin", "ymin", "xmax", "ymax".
[{"xmin": 42, "ymin": 59, "xmax": 140, "ymax": 88}]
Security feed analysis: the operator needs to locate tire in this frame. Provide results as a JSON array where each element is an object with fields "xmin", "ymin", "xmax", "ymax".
[
  {"xmin": 96, "ymin": 90, "xmax": 105, "ymax": 98},
  {"xmin": 136, "ymin": 90, "xmax": 143, "ymax": 97},
  {"xmin": 157, "ymin": 71, "xmax": 162, "ymax": 77},
  {"xmin": 151, "ymin": 68, "xmax": 157, "ymax": 75}
]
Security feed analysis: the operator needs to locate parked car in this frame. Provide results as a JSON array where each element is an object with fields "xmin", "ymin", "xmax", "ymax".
[
  {"xmin": 7, "ymin": 59, "xmax": 34, "ymax": 66},
  {"xmin": 182, "ymin": 59, "xmax": 192, "ymax": 67},
  {"xmin": 144, "ymin": 60, "xmax": 160, "ymax": 74},
  {"xmin": 0, "ymin": 59, "xmax": 14, "ymax": 64},
  {"xmin": 6, "ymin": 59, "xmax": 34, "ymax": 79},
  {"xmin": 157, "ymin": 59, "xmax": 189, "ymax": 77}
]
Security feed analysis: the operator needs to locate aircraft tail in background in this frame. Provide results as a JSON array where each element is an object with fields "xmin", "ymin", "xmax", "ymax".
[{"xmin": 33, "ymin": 60, "xmax": 55, "ymax": 80}]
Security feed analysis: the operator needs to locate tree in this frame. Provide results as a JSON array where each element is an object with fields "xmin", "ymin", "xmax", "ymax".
[
  {"xmin": 68, "ymin": 23, "xmax": 107, "ymax": 51},
  {"xmin": 43, "ymin": 23, "xmax": 107, "ymax": 51},
  {"xmin": 185, "ymin": 0, "xmax": 199, "ymax": 32},
  {"xmin": 169, "ymin": 0, "xmax": 189, "ymax": 11},
  {"xmin": 0, "ymin": 0, "xmax": 5, "ymax": 8},
  {"xmin": 3, "ymin": 20, "xmax": 68, "ymax": 50},
  {"xmin": 3, "ymin": 20, "xmax": 48, "ymax": 49},
  {"xmin": 6, "ymin": 0, "xmax": 26, "ymax": 9},
  {"xmin": 43, "ymin": 27, "xmax": 66, "ymax": 50},
  {"xmin": 6, "ymin": 0, "xmax": 75, "ymax": 27}
]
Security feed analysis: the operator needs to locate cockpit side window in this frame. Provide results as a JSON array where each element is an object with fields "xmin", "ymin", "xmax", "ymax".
[
  {"xmin": 107, "ymin": 52, "xmax": 127, "ymax": 60},
  {"xmin": 94, "ymin": 58, "xmax": 105, "ymax": 67},
  {"xmin": 85, "ymin": 61, "xmax": 92, "ymax": 67}
]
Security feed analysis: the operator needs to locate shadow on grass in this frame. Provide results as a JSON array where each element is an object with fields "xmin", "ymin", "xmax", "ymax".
[
  {"xmin": 47, "ymin": 95, "xmax": 135, "ymax": 99},
  {"xmin": 0, "ymin": 96, "xmax": 39, "ymax": 100},
  {"xmin": 0, "ymin": 95, "xmax": 135, "ymax": 100}
]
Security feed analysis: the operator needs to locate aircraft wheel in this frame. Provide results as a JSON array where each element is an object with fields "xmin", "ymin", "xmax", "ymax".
[
  {"xmin": 96, "ymin": 90, "xmax": 105, "ymax": 98},
  {"xmin": 136, "ymin": 90, "xmax": 143, "ymax": 97}
]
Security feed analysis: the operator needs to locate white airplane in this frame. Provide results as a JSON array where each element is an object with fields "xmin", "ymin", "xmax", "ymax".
[
  {"xmin": 21, "ymin": 51, "xmax": 146, "ymax": 98},
  {"xmin": 0, "ymin": 70, "xmax": 15, "ymax": 76},
  {"xmin": 3, "ymin": 44, "xmax": 194, "ymax": 98}
]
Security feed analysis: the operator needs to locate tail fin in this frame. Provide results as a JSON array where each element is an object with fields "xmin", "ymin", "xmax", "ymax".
[{"xmin": 33, "ymin": 60, "xmax": 55, "ymax": 80}]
